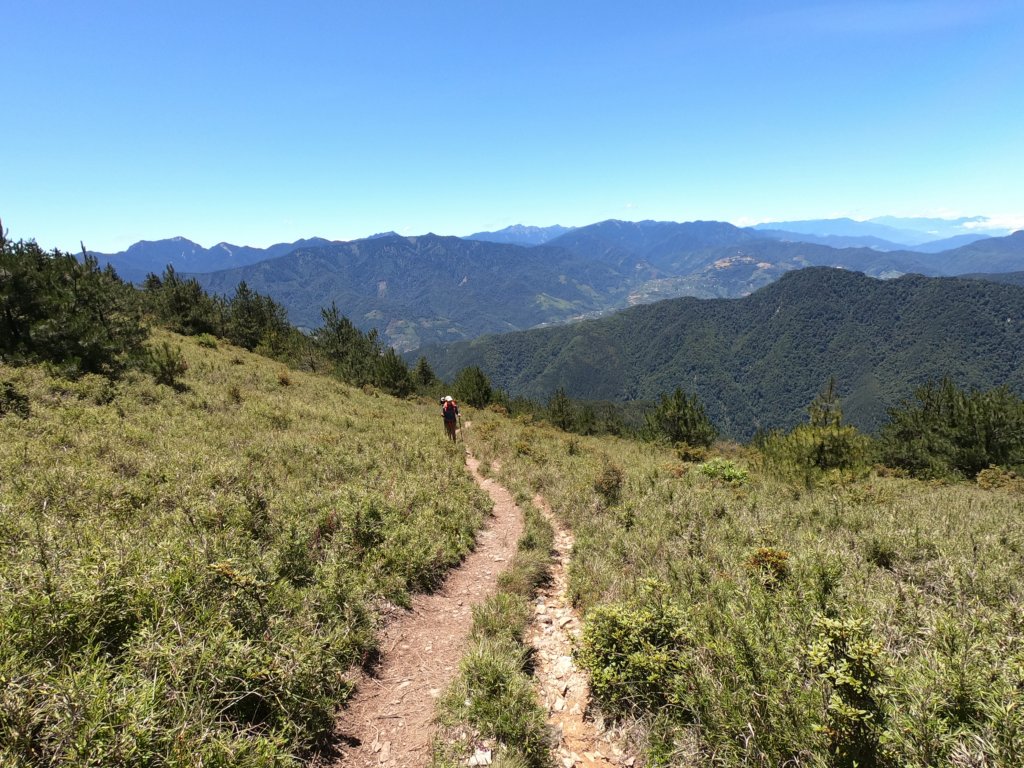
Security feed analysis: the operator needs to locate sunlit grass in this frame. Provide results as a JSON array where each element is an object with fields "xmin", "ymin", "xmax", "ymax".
[
  {"xmin": 465, "ymin": 409, "xmax": 1024, "ymax": 766},
  {"xmin": 0, "ymin": 329, "xmax": 490, "ymax": 766}
]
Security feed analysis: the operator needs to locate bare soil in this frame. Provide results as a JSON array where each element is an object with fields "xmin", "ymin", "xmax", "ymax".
[{"xmin": 331, "ymin": 449, "xmax": 633, "ymax": 767}]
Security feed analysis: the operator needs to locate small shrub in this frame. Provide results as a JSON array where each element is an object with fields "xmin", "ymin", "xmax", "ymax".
[
  {"xmin": 277, "ymin": 368, "xmax": 291, "ymax": 386},
  {"xmin": 514, "ymin": 439, "xmax": 534, "ymax": 457},
  {"xmin": 227, "ymin": 385, "xmax": 243, "ymax": 404},
  {"xmin": 576, "ymin": 580, "xmax": 693, "ymax": 715},
  {"xmin": 277, "ymin": 524, "xmax": 316, "ymax": 587},
  {"xmin": 593, "ymin": 463, "xmax": 625, "ymax": 504},
  {"xmin": 807, "ymin": 615, "xmax": 894, "ymax": 768},
  {"xmin": 0, "ymin": 381, "xmax": 31, "ymax": 418},
  {"xmin": 976, "ymin": 465, "xmax": 1023, "ymax": 492},
  {"xmin": 864, "ymin": 536, "xmax": 898, "ymax": 570},
  {"xmin": 196, "ymin": 333, "xmax": 218, "ymax": 348},
  {"xmin": 698, "ymin": 457, "xmax": 748, "ymax": 485},
  {"xmin": 675, "ymin": 442, "xmax": 708, "ymax": 463},
  {"xmin": 747, "ymin": 546, "xmax": 791, "ymax": 588},
  {"xmin": 148, "ymin": 342, "xmax": 188, "ymax": 389}
]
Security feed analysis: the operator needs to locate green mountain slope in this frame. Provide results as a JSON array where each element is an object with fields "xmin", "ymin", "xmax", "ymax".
[
  {"xmin": 193, "ymin": 234, "xmax": 631, "ymax": 351},
  {"xmin": 423, "ymin": 268, "xmax": 1024, "ymax": 437}
]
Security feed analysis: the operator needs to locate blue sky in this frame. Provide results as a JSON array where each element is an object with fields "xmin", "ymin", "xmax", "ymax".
[{"xmin": 3, "ymin": 1, "xmax": 1023, "ymax": 252}]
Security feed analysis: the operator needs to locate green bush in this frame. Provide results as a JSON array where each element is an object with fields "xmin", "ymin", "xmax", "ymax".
[
  {"xmin": 593, "ymin": 462, "xmax": 625, "ymax": 504},
  {"xmin": 747, "ymin": 546, "xmax": 791, "ymax": 588},
  {"xmin": 0, "ymin": 381, "xmax": 30, "ymax": 418},
  {"xmin": 698, "ymin": 457, "xmax": 748, "ymax": 484},
  {"xmin": 576, "ymin": 581, "xmax": 693, "ymax": 716},
  {"xmin": 808, "ymin": 616, "xmax": 894, "ymax": 768}
]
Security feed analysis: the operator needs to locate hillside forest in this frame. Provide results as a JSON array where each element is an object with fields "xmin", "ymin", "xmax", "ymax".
[{"xmin": 2, "ymin": 230, "xmax": 1024, "ymax": 767}]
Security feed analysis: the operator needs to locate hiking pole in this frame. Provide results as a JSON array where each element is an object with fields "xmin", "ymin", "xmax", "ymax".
[{"xmin": 458, "ymin": 413, "xmax": 464, "ymax": 443}]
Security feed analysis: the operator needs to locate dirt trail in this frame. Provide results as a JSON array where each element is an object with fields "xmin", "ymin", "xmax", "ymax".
[
  {"xmin": 332, "ymin": 452, "xmax": 523, "ymax": 767},
  {"xmin": 528, "ymin": 493, "xmax": 636, "ymax": 768}
]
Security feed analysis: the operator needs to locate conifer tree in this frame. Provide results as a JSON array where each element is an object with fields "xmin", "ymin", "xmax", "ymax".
[
  {"xmin": 313, "ymin": 303, "xmax": 380, "ymax": 386},
  {"xmin": 453, "ymin": 365, "xmax": 493, "ymax": 408},
  {"xmin": 0, "ymin": 237, "xmax": 145, "ymax": 375},
  {"xmin": 375, "ymin": 347, "xmax": 414, "ymax": 397},
  {"xmin": 547, "ymin": 387, "xmax": 575, "ymax": 431},
  {"xmin": 642, "ymin": 387, "xmax": 717, "ymax": 447},
  {"xmin": 413, "ymin": 356, "xmax": 437, "ymax": 386},
  {"xmin": 879, "ymin": 378, "xmax": 1024, "ymax": 477}
]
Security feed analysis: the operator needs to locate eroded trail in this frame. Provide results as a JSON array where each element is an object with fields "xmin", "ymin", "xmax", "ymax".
[
  {"xmin": 529, "ymin": 494, "xmax": 635, "ymax": 768},
  {"xmin": 332, "ymin": 452, "xmax": 524, "ymax": 767}
]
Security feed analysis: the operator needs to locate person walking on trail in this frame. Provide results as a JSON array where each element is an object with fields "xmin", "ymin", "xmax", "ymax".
[{"xmin": 441, "ymin": 395, "xmax": 459, "ymax": 442}]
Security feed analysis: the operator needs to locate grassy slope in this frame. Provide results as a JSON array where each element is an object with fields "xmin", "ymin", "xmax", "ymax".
[
  {"xmin": 0, "ymin": 330, "xmax": 490, "ymax": 766},
  {"xmin": 466, "ymin": 412, "xmax": 1024, "ymax": 766}
]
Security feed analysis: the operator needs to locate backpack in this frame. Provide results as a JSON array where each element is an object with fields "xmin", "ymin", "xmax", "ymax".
[{"xmin": 443, "ymin": 400, "xmax": 458, "ymax": 420}]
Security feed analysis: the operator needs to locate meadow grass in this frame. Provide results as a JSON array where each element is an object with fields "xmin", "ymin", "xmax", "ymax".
[
  {"xmin": 465, "ymin": 410, "xmax": 1024, "ymax": 767},
  {"xmin": 0, "ymin": 330, "xmax": 490, "ymax": 766}
]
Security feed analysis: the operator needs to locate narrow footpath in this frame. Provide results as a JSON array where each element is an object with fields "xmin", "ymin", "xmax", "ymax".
[
  {"xmin": 527, "ymin": 494, "xmax": 636, "ymax": 768},
  {"xmin": 332, "ymin": 452, "xmax": 523, "ymax": 767}
]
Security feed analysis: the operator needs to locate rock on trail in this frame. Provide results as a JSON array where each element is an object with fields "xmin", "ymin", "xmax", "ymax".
[{"xmin": 529, "ymin": 494, "xmax": 636, "ymax": 768}]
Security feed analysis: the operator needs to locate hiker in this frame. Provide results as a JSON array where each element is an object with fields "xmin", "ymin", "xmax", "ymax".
[{"xmin": 441, "ymin": 395, "xmax": 459, "ymax": 442}]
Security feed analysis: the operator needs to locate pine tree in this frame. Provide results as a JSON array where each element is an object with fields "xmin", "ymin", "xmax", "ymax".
[
  {"xmin": 547, "ymin": 387, "xmax": 575, "ymax": 431},
  {"xmin": 413, "ymin": 356, "xmax": 436, "ymax": 386},
  {"xmin": 0, "ymin": 237, "xmax": 146, "ymax": 375},
  {"xmin": 313, "ymin": 303, "xmax": 381, "ymax": 386},
  {"xmin": 375, "ymin": 347, "xmax": 414, "ymax": 397},
  {"xmin": 642, "ymin": 387, "xmax": 717, "ymax": 447},
  {"xmin": 453, "ymin": 366, "xmax": 493, "ymax": 408}
]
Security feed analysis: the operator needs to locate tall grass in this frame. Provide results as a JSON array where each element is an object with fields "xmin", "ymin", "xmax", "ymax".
[
  {"xmin": 0, "ymin": 330, "xmax": 490, "ymax": 766},
  {"xmin": 467, "ymin": 411, "xmax": 1024, "ymax": 766}
]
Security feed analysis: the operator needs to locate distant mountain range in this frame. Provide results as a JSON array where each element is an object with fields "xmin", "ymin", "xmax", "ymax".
[
  {"xmin": 752, "ymin": 215, "xmax": 1012, "ymax": 247},
  {"xmin": 420, "ymin": 268, "xmax": 1024, "ymax": 439},
  {"xmin": 89, "ymin": 236, "xmax": 334, "ymax": 283},
  {"xmin": 88, "ymin": 217, "xmax": 1023, "ymax": 351}
]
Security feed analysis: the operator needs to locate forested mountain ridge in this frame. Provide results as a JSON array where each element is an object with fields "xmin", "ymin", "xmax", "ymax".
[
  {"xmin": 420, "ymin": 267, "xmax": 1024, "ymax": 438},
  {"xmin": 192, "ymin": 234, "xmax": 632, "ymax": 351}
]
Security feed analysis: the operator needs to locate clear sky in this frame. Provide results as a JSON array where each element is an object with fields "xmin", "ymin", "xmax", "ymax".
[{"xmin": 3, "ymin": 1, "xmax": 1023, "ymax": 253}]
